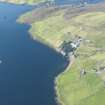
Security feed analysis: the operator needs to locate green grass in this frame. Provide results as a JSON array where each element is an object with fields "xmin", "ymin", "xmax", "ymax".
[
  {"xmin": 55, "ymin": 12, "xmax": 105, "ymax": 105},
  {"xmin": 56, "ymin": 53, "xmax": 105, "ymax": 105},
  {"xmin": 79, "ymin": 87, "xmax": 105, "ymax": 105},
  {"xmin": 29, "ymin": 13, "xmax": 68, "ymax": 47},
  {"xmin": 18, "ymin": 6, "xmax": 105, "ymax": 105}
]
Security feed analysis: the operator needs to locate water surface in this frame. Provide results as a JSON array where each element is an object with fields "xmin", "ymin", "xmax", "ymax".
[
  {"xmin": 0, "ymin": 3, "xmax": 66, "ymax": 105},
  {"xmin": 0, "ymin": 0, "xmax": 105, "ymax": 105}
]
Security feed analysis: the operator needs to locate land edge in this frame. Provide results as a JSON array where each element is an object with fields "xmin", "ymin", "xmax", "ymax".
[
  {"xmin": 18, "ymin": 19, "xmax": 75, "ymax": 105},
  {"xmin": 0, "ymin": 1, "xmax": 72, "ymax": 104},
  {"xmin": 17, "ymin": 9, "xmax": 74, "ymax": 105},
  {"xmin": 54, "ymin": 55, "xmax": 75, "ymax": 105}
]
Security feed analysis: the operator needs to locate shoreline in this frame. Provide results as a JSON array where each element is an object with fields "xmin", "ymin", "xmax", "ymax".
[
  {"xmin": 24, "ymin": 23, "xmax": 71, "ymax": 105},
  {"xmin": 14, "ymin": 3, "xmax": 70, "ymax": 105},
  {"xmin": 54, "ymin": 55, "xmax": 75, "ymax": 105},
  {"xmin": 18, "ymin": 15, "xmax": 73, "ymax": 105}
]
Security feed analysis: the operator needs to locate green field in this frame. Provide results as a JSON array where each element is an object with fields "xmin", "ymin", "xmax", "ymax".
[{"xmin": 18, "ymin": 4, "xmax": 105, "ymax": 105}]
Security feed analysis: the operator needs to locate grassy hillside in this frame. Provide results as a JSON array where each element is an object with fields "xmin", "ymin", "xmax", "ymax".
[
  {"xmin": 56, "ymin": 11, "xmax": 105, "ymax": 105},
  {"xmin": 18, "ymin": 6, "xmax": 68, "ymax": 48},
  {"xmin": 0, "ymin": 0, "xmax": 48, "ymax": 4},
  {"xmin": 18, "ymin": 3, "xmax": 105, "ymax": 105}
]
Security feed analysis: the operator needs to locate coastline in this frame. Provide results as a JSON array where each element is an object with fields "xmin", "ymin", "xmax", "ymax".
[
  {"xmin": 17, "ymin": 11, "xmax": 73, "ymax": 105},
  {"xmin": 22, "ymin": 22, "xmax": 72, "ymax": 105},
  {"xmin": 55, "ymin": 55, "xmax": 75, "ymax": 105},
  {"xmin": 26, "ymin": 31, "xmax": 74, "ymax": 105},
  {"xmin": 0, "ymin": 3, "xmax": 68, "ymax": 105},
  {"xmin": 2, "ymin": 1, "xmax": 105, "ymax": 105}
]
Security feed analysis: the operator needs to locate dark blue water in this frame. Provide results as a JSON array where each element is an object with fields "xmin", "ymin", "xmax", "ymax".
[
  {"xmin": 0, "ymin": 0, "xmax": 105, "ymax": 105},
  {"xmin": 0, "ymin": 3, "xmax": 66, "ymax": 105}
]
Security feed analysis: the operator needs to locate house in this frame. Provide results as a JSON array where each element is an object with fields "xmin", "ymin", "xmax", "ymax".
[{"xmin": 60, "ymin": 36, "xmax": 82, "ymax": 58}]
